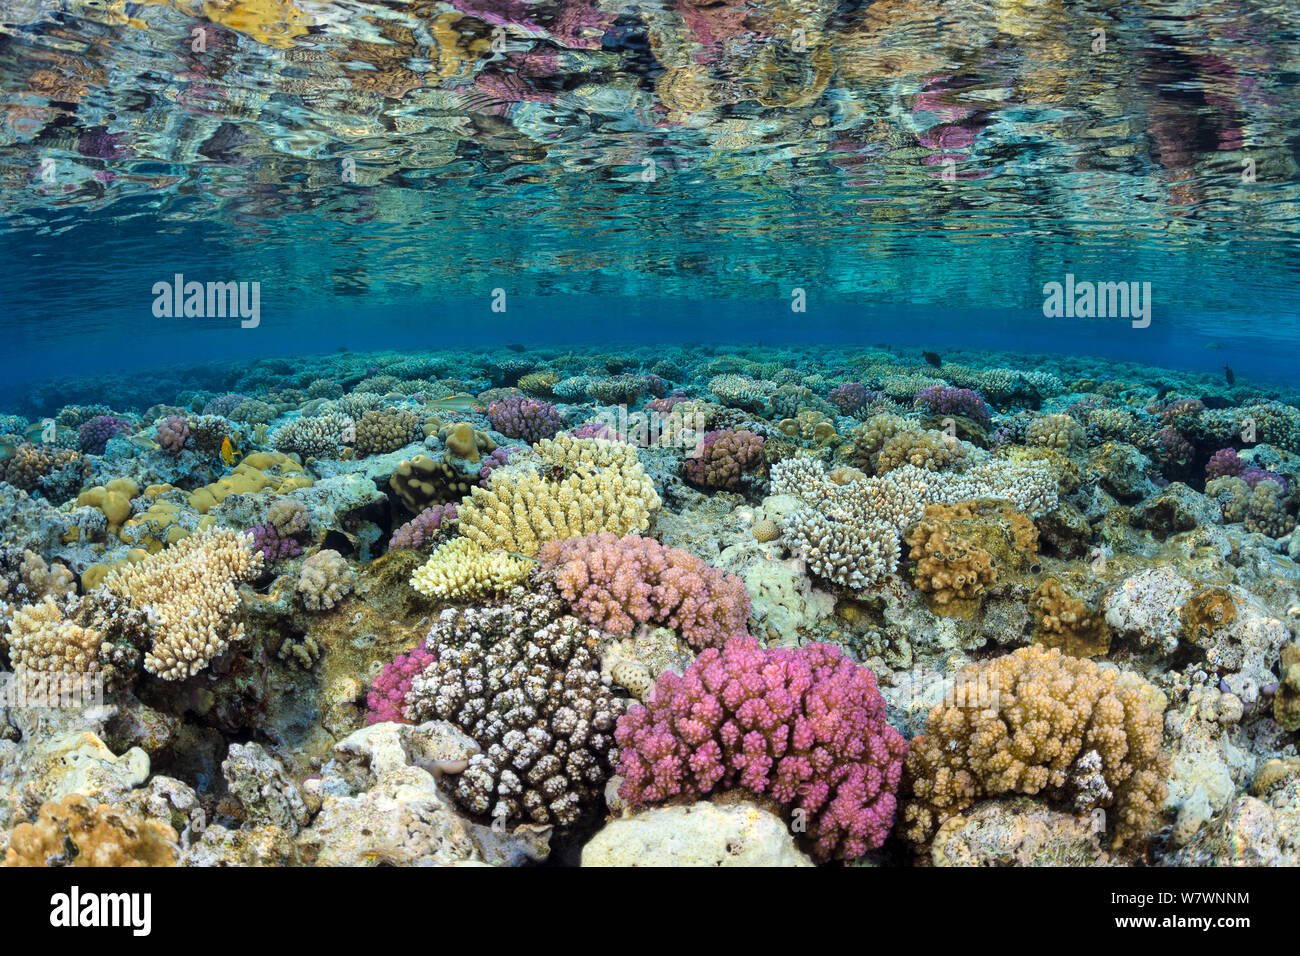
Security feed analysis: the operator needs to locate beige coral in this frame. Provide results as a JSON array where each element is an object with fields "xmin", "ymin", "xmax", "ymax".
[
  {"xmin": 903, "ymin": 645, "xmax": 1168, "ymax": 847},
  {"xmin": 6, "ymin": 597, "xmax": 106, "ymax": 674},
  {"xmin": 904, "ymin": 520, "xmax": 995, "ymax": 605},
  {"xmin": 98, "ymin": 528, "xmax": 263, "ymax": 680},
  {"xmin": 409, "ymin": 538, "xmax": 531, "ymax": 600},
  {"xmin": 1033, "ymin": 577, "xmax": 1110, "ymax": 657},
  {"xmin": 298, "ymin": 549, "xmax": 354, "ymax": 611}
]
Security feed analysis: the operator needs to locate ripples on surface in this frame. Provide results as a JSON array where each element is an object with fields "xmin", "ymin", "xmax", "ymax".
[{"xmin": 1, "ymin": 0, "xmax": 1299, "ymax": 361}]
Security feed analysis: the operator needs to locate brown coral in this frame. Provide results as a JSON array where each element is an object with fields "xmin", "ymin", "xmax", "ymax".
[
  {"xmin": 1032, "ymin": 577, "xmax": 1110, "ymax": 657},
  {"xmin": 5, "ymin": 794, "xmax": 178, "ymax": 866},
  {"xmin": 354, "ymin": 407, "xmax": 421, "ymax": 457},
  {"xmin": 903, "ymin": 645, "xmax": 1169, "ymax": 848},
  {"xmin": 904, "ymin": 520, "xmax": 995, "ymax": 606}
]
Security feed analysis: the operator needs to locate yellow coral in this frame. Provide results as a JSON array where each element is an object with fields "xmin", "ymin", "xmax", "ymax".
[
  {"xmin": 1033, "ymin": 577, "xmax": 1109, "ymax": 657},
  {"xmin": 409, "ymin": 538, "xmax": 531, "ymax": 600},
  {"xmin": 5, "ymin": 794, "xmax": 177, "ymax": 867},
  {"xmin": 7, "ymin": 598, "xmax": 105, "ymax": 674},
  {"xmin": 459, "ymin": 439, "xmax": 660, "ymax": 557}
]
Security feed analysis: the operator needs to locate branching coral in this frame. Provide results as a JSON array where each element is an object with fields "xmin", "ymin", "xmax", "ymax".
[
  {"xmin": 616, "ymin": 636, "xmax": 906, "ymax": 861},
  {"xmin": 487, "ymin": 396, "xmax": 563, "ymax": 443},
  {"xmin": 409, "ymin": 537, "xmax": 531, "ymax": 600},
  {"xmin": 457, "ymin": 438, "xmax": 661, "ymax": 557},
  {"xmin": 97, "ymin": 528, "xmax": 263, "ymax": 679},
  {"xmin": 539, "ymin": 532, "xmax": 750, "ymax": 649},
  {"xmin": 389, "ymin": 502, "xmax": 458, "ymax": 550},
  {"xmin": 405, "ymin": 586, "xmax": 623, "ymax": 826},
  {"xmin": 683, "ymin": 429, "xmax": 765, "ymax": 490},
  {"xmin": 298, "ymin": 549, "xmax": 354, "ymax": 611},
  {"xmin": 902, "ymin": 645, "xmax": 1168, "ymax": 847}
]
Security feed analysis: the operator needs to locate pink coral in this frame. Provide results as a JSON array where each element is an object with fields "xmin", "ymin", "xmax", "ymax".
[
  {"xmin": 366, "ymin": 645, "xmax": 436, "ymax": 724},
  {"xmin": 683, "ymin": 429, "xmax": 765, "ymax": 490},
  {"xmin": 538, "ymin": 532, "xmax": 751, "ymax": 650},
  {"xmin": 616, "ymin": 636, "xmax": 907, "ymax": 861}
]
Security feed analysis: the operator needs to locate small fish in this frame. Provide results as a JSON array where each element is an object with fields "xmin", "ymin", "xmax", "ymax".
[
  {"xmin": 1201, "ymin": 395, "xmax": 1232, "ymax": 410},
  {"xmin": 506, "ymin": 343, "xmax": 526, "ymax": 353},
  {"xmin": 1153, "ymin": 385, "xmax": 1173, "ymax": 400},
  {"xmin": 1204, "ymin": 342, "xmax": 1222, "ymax": 350},
  {"xmin": 126, "ymin": 435, "xmax": 160, "ymax": 452},
  {"xmin": 922, "ymin": 351, "xmax": 941, "ymax": 368},
  {"xmin": 428, "ymin": 393, "xmax": 484, "ymax": 414},
  {"xmin": 0, "ymin": 442, "xmax": 15, "ymax": 462},
  {"xmin": 220, "ymin": 436, "xmax": 239, "ymax": 466},
  {"xmin": 1224, "ymin": 364, "xmax": 1235, "ymax": 385}
]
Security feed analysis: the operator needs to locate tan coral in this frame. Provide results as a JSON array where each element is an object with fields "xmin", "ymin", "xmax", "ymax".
[
  {"xmin": 5, "ymin": 793, "xmax": 177, "ymax": 867},
  {"xmin": 98, "ymin": 528, "xmax": 263, "ymax": 680},
  {"xmin": 1032, "ymin": 577, "xmax": 1110, "ymax": 657},
  {"xmin": 7, "ymin": 598, "xmax": 106, "ymax": 674},
  {"xmin": 903, "ymin": 645, "xmax": 1168, "ymax": 848},
  {"xmin": 904, "ymin": 521, "xmax": 995, "ymax": 605},
  {"xmin": 298, "ymin": 550, "xmax": 354, "ymax": 611}
]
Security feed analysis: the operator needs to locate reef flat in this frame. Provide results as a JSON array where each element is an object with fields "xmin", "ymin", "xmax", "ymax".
[{"xmin": 1, "ymin": 343, "xmax": 1298, "ymax": 867}]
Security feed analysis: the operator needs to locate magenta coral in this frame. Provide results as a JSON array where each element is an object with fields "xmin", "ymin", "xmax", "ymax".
[
  {"xmin": 616, "ymin": 636, "xmax": 907, "ymax": 861},
  {"xmin": 683, "ymin": 429, "xmax": 765, "ymax": 490},
  {"xmin": 913, "ymin": 385, "xmax": 990, "ymax": 426},
  {"xmin": 568, "ymin": 422, "xmax": 617, "ymax": 441},
  {"xmin": 1207, "ymin": 447, "xmax": 1286, "ymax": 491},
  {"xmin": 366, "ymin": 644, "xmax": 436, "ymax": 724},
  {"xmin": 646, "ymin": 393, "xmax": 689, "ymax": 415},
  {"xmin": 476, "ymin": 446, "xmax": 519, "ymax": 484},
  {"xmin": 538, "ymin": 532, "xmax": 751, "ymax": 650},
  {"xmin": 247, "ymin": 522, "xmax": 303, "ymax": 562},
  {"xmin": 487, "ymin": 396, "xmax": 563, "ymax": 443}
]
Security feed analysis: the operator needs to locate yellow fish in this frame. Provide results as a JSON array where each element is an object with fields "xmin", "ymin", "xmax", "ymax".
[
  {"xmin": 220, "ymin": 436, "xmax": 239, "ymax": 466},
  {"xmin": 428, "ymin": 393, "xmax": 484, "ymax": 414}
]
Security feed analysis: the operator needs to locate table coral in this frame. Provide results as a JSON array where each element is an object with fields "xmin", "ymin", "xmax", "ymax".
[
  {"xmin": 902, "ymin": 645, "xmax": 1169, "ymax": 847},
  {"xmin": 616, "ymin": 635, "xmax": 906, "ymax": 862},
  {"xmin": 539, "ymin": 532, "xmax": 751, "ymax": 649}
]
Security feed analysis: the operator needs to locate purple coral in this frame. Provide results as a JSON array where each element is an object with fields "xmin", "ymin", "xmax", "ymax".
[
  {"xmin": 568, "ymin": 422, "xmax": 617, "ymax": 441},
  {"xmin": 683, "ymin": 429, "xmax": 765, "ymax": 490},
  {"xmin": 476, "ymin": 446, "xmax": 518, "ymax": 485},
  {"xmin": 247, "ymin": 522, "xmax": 303, "ymax": 563},
  {"xmin": 647, "ymin": 393, "xmax": 689, "ymax": 415},
  {"xmin": 388, "ymin": 502, "xmax": 458, "ymax": 550},
  {"xmin": 487, "ymin": 396, "xmax": 563, "ymax": 443},
  {"xmin": 156, "ymin": 415, "xmax": 190, "ymax": 455},
  {"xmin": 1158, "ymin": 427, "xmax": 1194, "ymax": 465},
  {"xmin": 615, "ymin": 635, "xmax": 907, "ymax": 862},
  {"xmin": 77, "ymin": 414, "xmax": 131, "ymax": 454},
  {"xmin": 913, "ymin": 385, "xmax": 990, "ymax": 427},
  {"xmin": 366, "ymin": 645, "xmax": 436, "ymax": 724},
  {"xmin": 828, "ymin": 382, "xmax": 882, "ymax": 415},
  {"xmin": 1207, "ymin": 448, "xmax": 1286, "ymax": 491}
]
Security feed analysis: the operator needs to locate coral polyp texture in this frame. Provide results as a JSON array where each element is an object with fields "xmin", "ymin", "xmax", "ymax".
[
  {"xmin": 538, "ymin": 532, "xmax": 750, "ymax": 649},
  {"xmin": 902, "ymin": 645, "xmax": 1169, "ymax": 847},
  {"xmin": 487, "ymin": 396, "xmax": 563, "ymax": 443},
  {"xmin": 616, "ymin": 636, "xmax": 906, "ymax": 862},
  {"xmin": 404, "ymin": 586, "xmax": 623, "ymax": 826},
  {"xmin": 683, "ymin": 429, "xmax": 765, "ymax": 490},
  {"xmin": 4, "ymin": 794, "xmax": 178, "ymax": 867}
]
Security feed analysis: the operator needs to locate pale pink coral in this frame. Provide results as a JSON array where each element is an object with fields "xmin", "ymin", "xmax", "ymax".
[
  {"xmin": 538, "ymin": 532, "xmax": 750, "ymax": 650},
  {"xmin": 616, "ymin": 636, "xmax": 907, "ymax": 861}
]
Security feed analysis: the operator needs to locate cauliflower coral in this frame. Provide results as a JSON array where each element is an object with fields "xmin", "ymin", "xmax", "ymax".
[{"xmin": 616, "ymin": 636, "xmax": 907, "ymax": 861}]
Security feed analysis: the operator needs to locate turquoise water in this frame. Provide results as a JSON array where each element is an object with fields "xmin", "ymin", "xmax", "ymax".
[{"xmin": 2, "ymin": 0, "xmax": 1299, "ymax": 381}]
